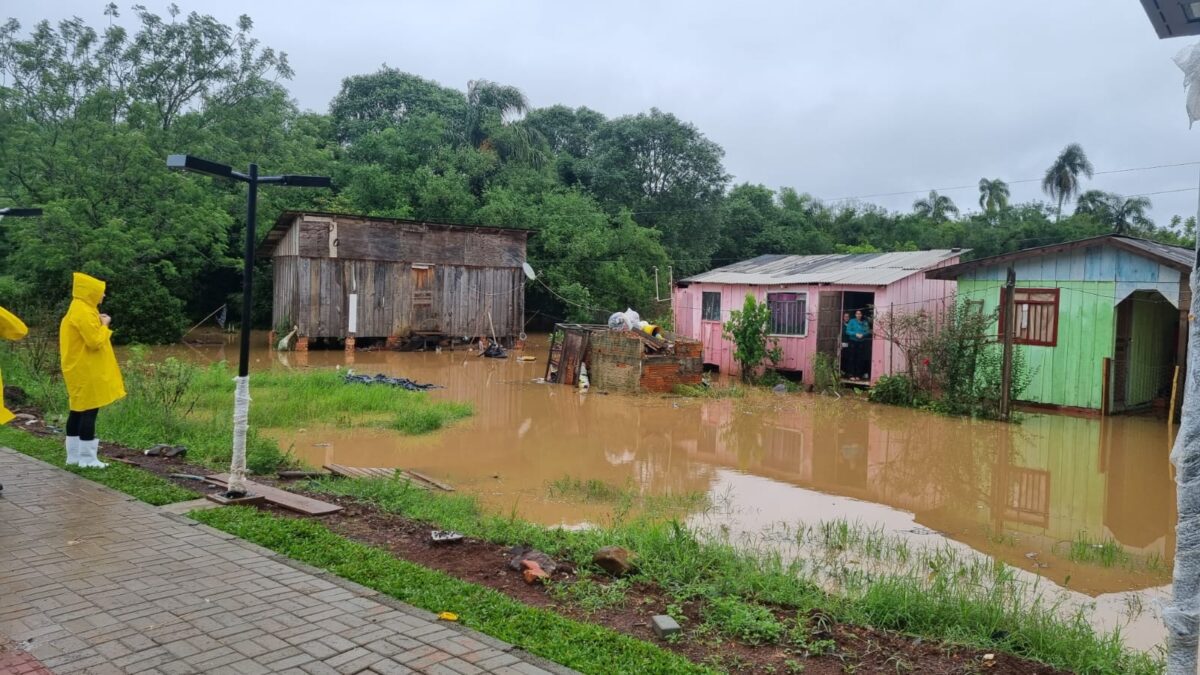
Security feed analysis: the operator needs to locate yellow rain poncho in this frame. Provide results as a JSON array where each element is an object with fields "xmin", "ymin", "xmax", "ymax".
[
  {"xmin": 0, "ymin": 306, "xmax": 29, "ymax": 424},
  {"xmin": 60, "ymin": 273, "xmax": 125, "ymax": 412}
]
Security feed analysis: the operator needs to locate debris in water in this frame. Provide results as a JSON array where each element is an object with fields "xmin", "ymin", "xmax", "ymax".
[
  {"xmin": 517, "ymin": 355, "xmax": 536, "ymax": 362},
  {"xmin": 482, "ymin": 343, "xmax": 507, "ymax": 359},
  {"xmin": 342, "ymin": 372, "xmax": 440, "ymax": 391}
]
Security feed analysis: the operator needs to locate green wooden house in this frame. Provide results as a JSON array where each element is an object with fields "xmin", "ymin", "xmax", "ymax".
[{"xmin": 926, "ymin": 235, "xmax": 1191, "ymax": 413}]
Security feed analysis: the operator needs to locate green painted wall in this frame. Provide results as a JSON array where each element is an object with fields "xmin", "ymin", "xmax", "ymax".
[
  {"xmin": 956, "ymin": 279, "xmax": 1115, "ymax": 409},
  {"xmin": 1126, "ymin": 295, "xmax": 1177, "ymax": 407}
]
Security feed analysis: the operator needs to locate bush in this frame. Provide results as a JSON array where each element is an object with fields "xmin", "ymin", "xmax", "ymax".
[
  {"xmin": 869, "ymin": 374, "xmax": 927, "ymax": 407},
  {"xmin": 811, "ymin": 352, "xmax": 841, "ymax": 395}
]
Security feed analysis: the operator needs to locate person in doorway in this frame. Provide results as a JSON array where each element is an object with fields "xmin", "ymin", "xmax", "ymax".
[
  {"xmin": 839, "ymin": 312, "xmax": 852, "ymax": 376},
  {"xmin": 0, "ymin": 305, "xmax": 28, "ymax": 493},
  {"xmin": 60, "ymin": 273, "xmax": 125, "ymax": 468},
  {"xmin": 845, "ymin": 309, "xmax": 872, "ymax": 380}
]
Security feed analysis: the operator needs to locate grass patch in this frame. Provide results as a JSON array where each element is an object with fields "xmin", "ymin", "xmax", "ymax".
[
  {"xmin": 1064, "ymin": 531, "xmax": 1133, "ymax": 568},
  {"xmin": 672, "ymin": 383, "xmax": 745, "ymax": 399},
  {"xmin": 191, "ymin": 506, "xmax": 711, "ymax": 675},
  {"xmin": 547, "ymin": 475, "xmax": 707, "ymax": 513},
  {"xmin": 190, "ymin": 367, "xmax": 472, "ymax": 436},
  {"xmin": 0, "ymin": 345, "xmax": 471, "ymax": 474},
  {"xmin": 306, "ymin": 476, "xmax": 1163, "ymax": 674},
  {"xmin": 0, "ymin": 425, "xmax": 196, "ymax": 505}
]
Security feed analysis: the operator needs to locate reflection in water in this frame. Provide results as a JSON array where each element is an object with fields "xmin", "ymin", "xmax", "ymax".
[{"xmin": 143, "ymin": 333, "xmax": 1175, "ymax": 648}]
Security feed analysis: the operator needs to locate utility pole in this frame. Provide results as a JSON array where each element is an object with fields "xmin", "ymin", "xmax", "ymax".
[{"xmin": 999, "ymin": 266, "xmax": 1016, "ymax": 421}]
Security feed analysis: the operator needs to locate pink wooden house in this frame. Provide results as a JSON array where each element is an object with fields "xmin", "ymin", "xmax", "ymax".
[{"xmin": 673, "ymin": 250, "xmax": 965, "ymax": 383}]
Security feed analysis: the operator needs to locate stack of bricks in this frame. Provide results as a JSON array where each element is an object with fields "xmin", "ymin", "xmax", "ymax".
[{"xmin": 640, "ymin": 338, "xmax": 703, "ymax": 393}]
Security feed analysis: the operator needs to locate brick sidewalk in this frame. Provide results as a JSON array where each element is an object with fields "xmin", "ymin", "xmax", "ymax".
[{"xmin": 0, "ymin": 448, "xmax": 577, "ymax": 675}]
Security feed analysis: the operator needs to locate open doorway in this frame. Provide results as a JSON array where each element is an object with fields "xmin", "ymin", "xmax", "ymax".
[
  {"xmin": 1111, "ymin": 290, "xmax": 1179, "ymax": 412},
  {"xmin": 840, "ymin": 291, "xmax": 875, "ymax": 382}
]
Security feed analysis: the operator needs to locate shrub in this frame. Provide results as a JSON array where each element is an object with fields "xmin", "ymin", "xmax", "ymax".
[
  {"xmin": 869, "ymin": 374, "xmax": 927, "ymax": 407},
  {"xmin": 723, "ymin": 295, "xmax": 781, "ymax": 383}
]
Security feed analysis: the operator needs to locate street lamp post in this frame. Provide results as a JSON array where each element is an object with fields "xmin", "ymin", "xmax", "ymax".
[
  {"xmin": 167, "ymin": 155, "xmax": 331, "ymax": 497},
  {"xmin": 1133, "ymin": 6, "xmax": 1200, "ymax": 673}
]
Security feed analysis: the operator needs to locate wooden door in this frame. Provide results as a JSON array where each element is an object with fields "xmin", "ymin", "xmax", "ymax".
[
  {"xmin": 817, "ymin": 292, "xmax": 843, "ymax": 358},
  {"xmin": 411, "ymin": 265, "xmax": 438, "ymax": 333},
  {"xmin": 1113, "ymin": 299, "xmax": 1133, "ymax": 410}
]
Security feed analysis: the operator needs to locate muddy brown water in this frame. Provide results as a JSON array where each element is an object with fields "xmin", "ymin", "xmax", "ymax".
[{"xmin": 148, "ymin": 333, "xmax": 1175, "ymax": 652}]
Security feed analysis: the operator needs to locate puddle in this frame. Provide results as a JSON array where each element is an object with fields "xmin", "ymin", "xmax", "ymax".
[{"xmin": 145, "ymin": 333, "xmax": 1177, "ymax": 651}]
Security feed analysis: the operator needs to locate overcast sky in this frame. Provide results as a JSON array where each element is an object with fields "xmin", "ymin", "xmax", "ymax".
[{"xmin": 7, "ymin": 1, "xmax": 1200, "ymax": 224}]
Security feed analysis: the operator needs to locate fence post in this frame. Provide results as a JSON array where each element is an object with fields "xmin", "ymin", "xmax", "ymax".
[{"xmin": 999, "ymin": 267, "xmax": 1016, "ymax": 421}]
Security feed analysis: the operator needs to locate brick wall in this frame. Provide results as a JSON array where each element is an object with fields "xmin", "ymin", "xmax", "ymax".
[{"xmin": 588, "ymin": 332, "xmax": 703, "ymax": 393}]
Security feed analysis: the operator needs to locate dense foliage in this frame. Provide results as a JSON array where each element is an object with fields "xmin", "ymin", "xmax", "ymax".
[{"xmin": 0, "ymin": 6, "xmax": 1193, "ymax": 342}]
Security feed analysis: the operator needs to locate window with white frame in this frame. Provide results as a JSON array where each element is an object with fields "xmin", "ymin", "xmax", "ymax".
[
  {"xmin": 702, "ymin": 292, "xmax": 722, "ymax": 322},
  {"xmin": 767, "ymin": 292, "xmax": 807, "ymax": 335}
]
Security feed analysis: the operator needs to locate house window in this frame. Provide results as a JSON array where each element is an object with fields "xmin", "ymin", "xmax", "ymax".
[
  {"xmin": 767, "ymin": 292, "xmax": 807, "ymax": 336},
  {"xmin": 1000, "ymin": 288, "xmax": 1059, "ymax": 346},
  {"xmin": 965, "ymin": 299, "xmax": 985, "ymax": 316},
  {"xmin": 702, "ymin": 292, "xmax": 722, "ymax": 321}
]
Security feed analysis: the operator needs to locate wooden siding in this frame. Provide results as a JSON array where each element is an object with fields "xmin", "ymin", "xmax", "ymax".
[
  {"xmin": 268, "ymin": 213, "xmax": 528, "ymax": 340},
  {"xmin": 273, "ymin": 258, "xmax": 523, "ymax": 339},
  {"xmin": 961, "ymin": 244, "xmax": 1183, "ymax": 308},
  {"xmin": 957, "ymin": 279, "xmax": 1115, "ymax": 409},
  {"xmin": 1126, "ymin": 292, "xmax": 1178, "ymax": 407},
  {"xmin": 285, "ymin": 214, "xmax": 526, "ymax": 268}
]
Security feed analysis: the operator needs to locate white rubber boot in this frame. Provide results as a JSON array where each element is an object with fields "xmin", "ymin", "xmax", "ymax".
[
  {"xmin": 76, "ymin": 439, "xmax": 107, "ymax": 469},
  {"xmin": 65, "ymin": 436, "xmax": 81, "ymax": 466}
]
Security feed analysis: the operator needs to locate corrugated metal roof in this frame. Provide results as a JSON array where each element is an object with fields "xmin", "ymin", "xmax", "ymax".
[
  {"xmin": 1118, "ymin": 236, "xmax": 1193, "ymax": 268},
  {"xmin": 682, "ymin": 249, "xmax": 966, "ymax": 286}
]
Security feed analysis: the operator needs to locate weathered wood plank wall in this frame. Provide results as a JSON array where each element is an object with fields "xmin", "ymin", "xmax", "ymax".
[{"xmin": 270, "ymin": 214, "xmax": 528, "ymax": 339}]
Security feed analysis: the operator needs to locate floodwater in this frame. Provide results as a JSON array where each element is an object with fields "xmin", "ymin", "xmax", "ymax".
[{"xmin": 154, "ymin": 332, "xmax": 1177, "ymax": 652}]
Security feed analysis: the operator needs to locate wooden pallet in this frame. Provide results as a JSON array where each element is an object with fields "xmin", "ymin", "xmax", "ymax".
[
  {"xmin": 203, "ymin": 474, "xmax": 343, "ymax": 516},
  {"xmin": 323, "ymin": 464, "xmax": 454, "ymax": 492}
]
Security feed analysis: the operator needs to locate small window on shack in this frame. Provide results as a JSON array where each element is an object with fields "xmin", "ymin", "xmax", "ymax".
[
  {"xmin": 767, "ymin": 292, "xmax": 807, "ymax": 336},
  {"xmin": 702, "ymin": 292, "xmax": 722, "ymax": 322},
  {"xmin": 999, "ymin": 288, "xmax": 1059, "ymax": 347}
]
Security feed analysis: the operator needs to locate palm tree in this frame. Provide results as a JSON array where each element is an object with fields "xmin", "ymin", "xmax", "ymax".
[
  {"xmin": 464, "ymin": 79, "xmax": 530, "ymax": 148},
  {"xmin": 977, "ymin": 178, "xmax": 1010, "ymax": 213},
  {"xmin": 912, "ymin": 190, "xmax": 959, "ymax": 222},
  {"xmin": 1042, "ymin": 143, "xmax": 1094, "ymax": 222},
  {"xmin": 1074, "ymin": 190, "xmax": 1153, "ymax": 234},
  {"xmin": 1112, "ymin": 195, "xmax": 1152, "ymax": 235}
]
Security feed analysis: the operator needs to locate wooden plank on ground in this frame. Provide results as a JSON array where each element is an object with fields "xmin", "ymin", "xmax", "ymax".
[
  {"xmin": 323, "ymin": 464, "xmax": 450, "ymax": 490},
  {"xmin": 204, "ymin": 474, "xmax": 342, "ymax": 515},
  {"xmin": 406, "ymin": 470, "xmax": 455, "ymax": 492}
]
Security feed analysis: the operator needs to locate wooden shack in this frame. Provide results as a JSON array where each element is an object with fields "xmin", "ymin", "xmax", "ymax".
[{"xmin": 260, "ymin": 211, "xmax": 530, "ymax": 348}]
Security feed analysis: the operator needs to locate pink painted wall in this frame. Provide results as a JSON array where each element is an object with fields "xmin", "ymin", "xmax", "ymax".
[{"xmin": 672, "ymin": 258, "xmax": 959, "ymax": 383}]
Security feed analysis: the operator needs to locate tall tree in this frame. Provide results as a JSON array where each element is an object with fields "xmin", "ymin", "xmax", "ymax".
[
  {"xmin": 588, "ymin": 108, "xmax": 728, "ymax": 274},
  {"xmin": 977, "ymin": 178, "xmax": 1010, "ymax": 213},
  {"xmin": 912, "ymin": 191, "xmax": 959, "ymax": 222},
  {"xmin": 329, "ymin": 67, "xmax": 466, "ymax": 144},
  {"xmin": 1042, "ymin": 143, "xmax": 1094, "ymax": 222}
]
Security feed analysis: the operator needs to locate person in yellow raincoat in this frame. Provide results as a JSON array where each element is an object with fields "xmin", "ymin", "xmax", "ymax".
[
  {"xmin": 60, "ymin": 273, "xmax": 125, "ymax": 468},
  {"xmin": 0, "ymin": 305, "xmax": 28, "ymax": 493}
]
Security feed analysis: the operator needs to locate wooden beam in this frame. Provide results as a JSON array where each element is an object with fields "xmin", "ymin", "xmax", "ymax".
[{"xmin": 204, "ymin": 474, "xmax": 342, "ymax": 515}]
